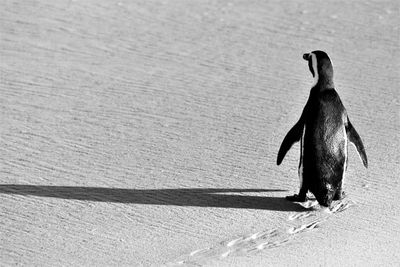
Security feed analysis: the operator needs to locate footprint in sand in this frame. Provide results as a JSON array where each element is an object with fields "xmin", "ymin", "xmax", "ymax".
[
  {"xmin": 172, "ymin": 228, "xmax": 282, "ymax": 265},
  {"xmin": 169, "ymin": 199, "xmax": 355, "ymax": 266},
  {"xmin": 330, "ymin": 200, "xmax": 353, "ymax": 213},
  {"xmin": 224, "ymin": 229, "xmax": 279, "ymax": 248},
  {"xmin": 220, "ymin": 229, "xmax": 281, "ymax": 255},
  {"xmin": 288, "ymin": 219, "xmax": 323, "ymax": 234},
  {"xmin": 287, "ymin": 199, "xmax": 355, "ymax": 235},
  {"xmin": 221, "ymin": 229, "xmax": 292, "ymax": 256},
  {"xmin": 288, "ymin": 211, "xmax": 315, "ymax": 221},
  {"xmin": 255, "ymin": 238, "xmax": 291, "ymax": 250},
  {"xmin": 189, "ymin": 247, "xmax": 211, "ymax": 256},
  {"xmin": 226, "ymin": 236, "xmax": 245, "ymax": 247}
]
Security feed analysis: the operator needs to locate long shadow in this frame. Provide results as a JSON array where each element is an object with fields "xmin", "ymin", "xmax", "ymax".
[{"xmin": 0, "ymin": 184, "xmax": 305, "ymax": 211}]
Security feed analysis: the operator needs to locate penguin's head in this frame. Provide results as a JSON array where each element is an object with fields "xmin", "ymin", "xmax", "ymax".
[{"xmin": 303, "ymin": 50, "xmax": 334, "ymax": 87}]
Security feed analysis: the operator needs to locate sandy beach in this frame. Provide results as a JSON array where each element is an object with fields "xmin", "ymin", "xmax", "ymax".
[{"xmin": 1, "ymin": 0, "xmax": 399, "ymax": 266}]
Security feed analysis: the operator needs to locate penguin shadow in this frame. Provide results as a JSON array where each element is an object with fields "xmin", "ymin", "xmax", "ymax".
[{"xmin": 0, "ymin": 184, "xmax": 307, "ymax": 212}]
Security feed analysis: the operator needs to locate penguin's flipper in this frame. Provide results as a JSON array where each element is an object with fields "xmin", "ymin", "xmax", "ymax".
[
  {"xmin": 346, "ymin": 118, "xmax": 368, "ymax": 168},
  {"xmin": 277, "ymin": 120, "xmax": 304, "ymax": 165}
]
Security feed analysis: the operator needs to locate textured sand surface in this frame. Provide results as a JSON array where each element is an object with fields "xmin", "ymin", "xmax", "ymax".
[{"xmin": 1, "ymin": 0, "xmax": 399, "ymax": 266}]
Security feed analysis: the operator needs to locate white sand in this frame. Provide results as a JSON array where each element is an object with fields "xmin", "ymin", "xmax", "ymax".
[{"xmin": 1, "ymin": 1, "xmax": 399, "ymax": 266}]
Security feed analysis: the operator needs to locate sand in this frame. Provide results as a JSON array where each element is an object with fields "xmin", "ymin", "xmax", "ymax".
[{"xmin": 1, "ymin": 0, "xmax": 399, "ymax": 266}]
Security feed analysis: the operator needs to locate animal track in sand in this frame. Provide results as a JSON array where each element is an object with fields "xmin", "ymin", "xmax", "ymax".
[
  {"xmin": 330, "ymin": 200, "xmax": 352, "ymax": 213},
  {"xmin": 168, "ymin": 229, "xmax": 282, "ymax": 266},
  {"xmin": 287, "ymin": 199, "xmax": 354, "ymax": 234},
  {"xmin": 288, "ymin": 219, "xmax": 323, "ymax": 234},
  {"xmin": 255, "ymin": 238, "xmax": 291, "ymax": 250},
  {"xmin": 225, "ymin": 229, "xmax": 279, "ymax": 248},
  {"xmin": 168, "ymin": 199, "xmax": 354, "ymax": 266},
  {"xmin": 288, "ymin": 211, "xmax": 314, "ymax": 221},
  {"xmin": 189, "ymin": 248, "xmax": 211, "ymax": 256}
]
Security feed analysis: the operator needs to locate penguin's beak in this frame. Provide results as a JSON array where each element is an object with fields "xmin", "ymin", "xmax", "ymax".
[{"xmin": 303, "ymin": 53, "xmax": 310, "ymax": 60}]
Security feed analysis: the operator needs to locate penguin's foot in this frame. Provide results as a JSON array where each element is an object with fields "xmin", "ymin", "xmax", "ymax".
[
  {"xmin": 286, "ymin": 194, "xmax": 307, "ymax": 202},
  {"xmin": 333, "ymin": 190, "xmax": 346, "ymax": 201}
]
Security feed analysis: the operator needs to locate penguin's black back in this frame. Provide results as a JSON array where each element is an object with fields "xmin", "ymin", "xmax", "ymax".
[{"xmin": 303, "ymin": 88, "xmax": 347, "ymax": 198}]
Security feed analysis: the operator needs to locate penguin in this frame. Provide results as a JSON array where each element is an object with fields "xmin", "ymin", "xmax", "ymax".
[{"xmin": 277, "ymin": 50, "xmax": 368, "ymax": 207}]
